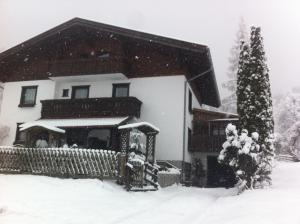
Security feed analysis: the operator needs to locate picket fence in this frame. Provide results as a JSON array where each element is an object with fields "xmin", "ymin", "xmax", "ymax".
[{"xmin": 0, "ymin": 146, "xmax": 118, "ymax": 179}]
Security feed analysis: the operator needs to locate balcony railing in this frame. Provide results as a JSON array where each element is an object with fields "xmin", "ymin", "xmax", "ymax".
[
  {"xmin": 189, "ymin": 134, "xmax": 226, "ymax": 153},
  {"xmin": 41, "ymin": 97, "xmax": 142, "ymax": 119}
]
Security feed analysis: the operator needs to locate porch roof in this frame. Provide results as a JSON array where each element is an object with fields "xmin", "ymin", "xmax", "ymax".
[
  {"xmin": 20, "ymin": 117, "xmax": 129, "ymax": 133},
  {"xmin": 118, "ymin": 122, "xmax": 160, "ymax": 134}
]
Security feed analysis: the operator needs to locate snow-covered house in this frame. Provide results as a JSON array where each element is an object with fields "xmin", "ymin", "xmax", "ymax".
[{"xmin": 0, "ymin": 18, "xmax": 224, "ymax": 182}]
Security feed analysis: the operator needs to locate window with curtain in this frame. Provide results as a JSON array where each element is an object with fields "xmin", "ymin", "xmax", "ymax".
[
  {"xmin": 112, "ymin": 83, "xmax": 129, "ymax": 97},
  {"xmin": 19, "ymin": 86, "xmax": 38, "ymax": 107},
  {"xmin": 71, "ymin": 86, "xmax": 90, "ymax": 99}
]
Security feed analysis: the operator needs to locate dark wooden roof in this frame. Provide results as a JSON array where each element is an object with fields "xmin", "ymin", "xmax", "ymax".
[{"xmin": 0, "ymin": 17, "xmax": 220, "ymax": 107}]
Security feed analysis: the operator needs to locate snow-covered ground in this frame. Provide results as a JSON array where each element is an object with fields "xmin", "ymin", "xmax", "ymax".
[{"xmin": 0, "ymin": 161, "xmax": 299, "ymax": 224}]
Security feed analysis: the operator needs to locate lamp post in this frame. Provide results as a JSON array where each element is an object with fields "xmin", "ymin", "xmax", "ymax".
[{"xmin": 181, "ymin": 68, "xmax": 212, "ymax": 183}]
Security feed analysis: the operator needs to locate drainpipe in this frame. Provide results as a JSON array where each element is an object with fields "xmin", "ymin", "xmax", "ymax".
[{"xmin": 182, "ymin": 68, "xmax": 212, "ymax": 183}]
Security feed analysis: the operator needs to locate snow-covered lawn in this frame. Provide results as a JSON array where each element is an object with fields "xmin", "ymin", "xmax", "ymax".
[{"xmin": 0, "ymin": 161, "xmax": 299, "ymax": 224}]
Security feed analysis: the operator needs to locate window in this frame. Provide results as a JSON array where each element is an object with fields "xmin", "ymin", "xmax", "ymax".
[
  {"xmin": 219, "ymin": 125, "xmax": 226, "ymax": 135},
  {"xmin": 212, "ymin": 124, "xmax": 219, "ymax": 136},
  {"xmin": 14, "ymin": 123, "xmax": 26, "ymax": 144},
  {"xmin": 71, "ymin": 86, "xmax": 90, "ymax": 99},
  {"xmin": 112, "ymin": 83, "xmax": 129, "ymax": 97},
  {"xmin": 62, "ymin": 89, "xmax": 69, "ymax": 97},
  {"xmin": 87, "ymin": 129, "xmax": 111, "ymax": 149},
  {"xmin": 188, "ymin": 128, "xmax": 192, "ymax": 150},
  {"xmin": 19, "ymin": 86, "xmax": 38, "ymax": 107},
  {"xmin": 188, "ymin": 90, "xmax": 192, "ymax": 113}
]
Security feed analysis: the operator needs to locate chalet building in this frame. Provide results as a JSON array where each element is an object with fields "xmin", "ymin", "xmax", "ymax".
[{"xmin": 0, "ymin": 18, "xmax": 235, "ymax": 186}]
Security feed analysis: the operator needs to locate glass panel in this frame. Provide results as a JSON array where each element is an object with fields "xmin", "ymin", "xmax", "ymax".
[
  {"xmin": 74, "ymin": 88, "xmax": 88, "ymax": 99},
  {"xmin": 212, "ymin": 126, "xmax": 219, "ymax": 135},
  {"xmin": 19, "ymin": 132, "xmax": 26, "ymax": 141},
  {"xmin": 115, "ymin": 86, "xmax": 128, "ymax": 97},
  {"xmin": 88, "ymin": 129, "xmax": 111, "ymax": 149},
  {"xmin": 62, "ymin": 89, "xmax": 69, "ymax": 97},
  {"xmin": 219, "ymin": 128, "xmax": 226, "ymax": 135},
  {"xmin": 24, "ymin": 88, "xmax": 36, "ymax": 104}
]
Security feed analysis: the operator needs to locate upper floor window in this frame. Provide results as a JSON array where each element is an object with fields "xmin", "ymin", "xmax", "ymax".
[
  {"xmin": 112, "ymin": 83, "xmax": 129, "ymax": 97},
  {"xmin": 62, "ymin": 89, "xmax": 69, "ymax": 97},
  {"xmin": 188, "ymin": 90, "xmax": 192, "ymax": 113},
  {"xmin": 19, "ymin": 86, "xmax": 38, "ymax": 107},
  {"xmin": 72, "ymin": 86, "xmax": 90, "ymax": 99}
]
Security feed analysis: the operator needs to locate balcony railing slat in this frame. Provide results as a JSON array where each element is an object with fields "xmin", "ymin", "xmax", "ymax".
[{"xmin": 41, "ymin": 97, "xmax": 142, "ymax": 119}]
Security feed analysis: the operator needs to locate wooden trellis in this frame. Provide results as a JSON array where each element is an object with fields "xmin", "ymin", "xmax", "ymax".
[{"xmin": 117, "ymin": 123, "xmax": 159, "ymax": 191}]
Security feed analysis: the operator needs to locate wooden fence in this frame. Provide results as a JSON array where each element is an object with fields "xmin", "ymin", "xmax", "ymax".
[
  {"xmin": 0, "ymin": 146, "xmax": 118, "ymax": 179},
  {"xmin": 276, "ymin": 154, "xmax": 299, "ymax": 162}
]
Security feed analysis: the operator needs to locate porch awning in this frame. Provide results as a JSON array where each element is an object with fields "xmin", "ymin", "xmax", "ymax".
[
  {"xmin": 19, "ymin": 117, "xmax": 129, "ymax": 133},
  {"xmin": 118, "ymin": 122, "xmax": 160, "ymax": 134}
]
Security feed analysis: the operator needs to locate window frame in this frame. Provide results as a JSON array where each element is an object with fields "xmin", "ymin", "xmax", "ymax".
[
  {"xmin": 14, "ymin": 122, "xmax": 26, "ymax": 145},
  {"xmin": 19, "ymin": 85, "xmax": 38, "ymax": 107},
  {"xmin": 62, "ymin": 89, "xmax": 69, "ymax": 97},
  {"xmin": 188, "ymin": 90, "xmax": 192, "ymax": 113},
  {"xmin": 112, "ymin": 83, "xmax": 130, "ymax": 98},
  {"xmin": 188, "ymin": 127, "xmax": 192, "ymax": 150},
  {"xmin": 71, "ymin": 85, "xmax": 90, "ymax": 99}
]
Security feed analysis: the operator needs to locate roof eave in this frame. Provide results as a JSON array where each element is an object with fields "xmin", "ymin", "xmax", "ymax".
[{"xmin": 0, "ymin": 17, "xmax": 208, "ymax": 61}]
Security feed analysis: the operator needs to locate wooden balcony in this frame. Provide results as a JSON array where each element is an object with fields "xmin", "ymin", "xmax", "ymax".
[
  {"xmin": 189, "ymin": 134, "xmax": 226, "ymax": 153},
  {"xmin": 41, "ymin": 97, "xmax": 142, "ymax": 119}
]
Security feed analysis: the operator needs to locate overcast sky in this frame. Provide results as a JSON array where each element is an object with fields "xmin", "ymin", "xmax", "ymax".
[{"xmin": 1, "ymin": 0, "xmax": 299, "ymax": 97}]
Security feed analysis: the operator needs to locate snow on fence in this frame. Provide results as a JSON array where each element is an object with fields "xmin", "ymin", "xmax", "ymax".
[{"xmin": 0, "ymin": 146, "xmax": 118, "ymax": 179}]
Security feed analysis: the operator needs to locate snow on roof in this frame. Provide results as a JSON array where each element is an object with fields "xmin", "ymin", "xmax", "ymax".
[
  {"xmin": 118, "ymin": 122, "xmax": 160, "ymax": 132},
  {"xmin": 20, "ymin": 123, "xmax": 65, "ymax": 133},
  {"xmin": 20, "ymin": 117, "xmax": 129, "ymax": 133}
]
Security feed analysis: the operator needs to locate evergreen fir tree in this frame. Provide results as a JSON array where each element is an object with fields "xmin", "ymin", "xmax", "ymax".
[
  {"xmin": 237, "ymin": 26, "xmax": 274, "ymax": 185},
  {"xmin": 247, "ymin": 27, "xmax": 274, "ymax": 139},
  {"xmin": 236, "ymin": 41, "xmax": 251, "ymax": 130},
  {"xmin": 221, "ymin": 18, "xmax": 248, "ymax": 113}
]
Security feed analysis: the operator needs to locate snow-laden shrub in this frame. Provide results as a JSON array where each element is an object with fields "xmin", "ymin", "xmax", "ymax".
[{"xmin": 218, "ymin": 124, "xmax": 261, "ymax": 193}]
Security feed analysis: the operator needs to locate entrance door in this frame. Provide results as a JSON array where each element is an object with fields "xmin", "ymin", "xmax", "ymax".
[{"xmin": 206, "ymin": 156, "xmax": 236, "ymax": 188}]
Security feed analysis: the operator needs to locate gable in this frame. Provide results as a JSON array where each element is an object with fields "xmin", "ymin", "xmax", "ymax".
[{"xmin": 0, "ymin": 18, "xmax": 220, "ymax": 107}]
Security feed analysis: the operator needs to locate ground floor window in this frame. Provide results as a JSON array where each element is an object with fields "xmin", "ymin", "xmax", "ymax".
[
  {"xmin": 18, "ymin": 127, "xmax": 115, "ymax": 149},
  {"xmin": 64, "ymin": 128, "xmax": 112, "ymax": 149},
  {"xmin": 87, "ymin": 129, "xmax": 111, "ymax": 149},
  {"xmin": 14, "ymin": 123, "xmax": 26, "ymax": 144}
]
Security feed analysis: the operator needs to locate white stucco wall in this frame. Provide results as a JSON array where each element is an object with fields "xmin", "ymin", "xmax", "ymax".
[
  {"xmin": 52, "ymin": 73, "xmax": 128, "ymax": 99},
  {"xmin": 0, "ymin": 80, "xmax": 55, "ymax": 145},
  {"xmin": 130, "ymin": 76, "xmax": 186, "ymax": 162},
  {"xmin": 0, "ymin": 74, "xmax": 203, "ymax": 164},
  {"xmin": 184, "ymin": 83, "xmax": 201, "ymax": 163}
]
